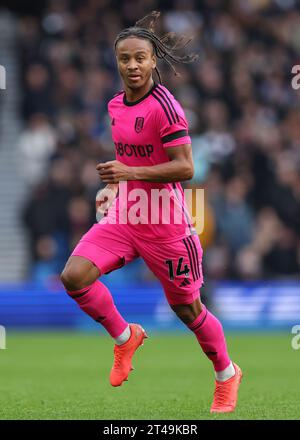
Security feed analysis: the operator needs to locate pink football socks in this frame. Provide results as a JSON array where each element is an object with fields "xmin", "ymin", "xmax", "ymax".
[
  {"xmin": 66, "ymin": 282, "xmax": 232, "ymax": 377},
  {"xmin": 188, "ymin": 304, "xmax": 231, "ymax": 372},
  {"xmin": 67, "ymin": 280, "xmax": 128, "ymax": 338}
]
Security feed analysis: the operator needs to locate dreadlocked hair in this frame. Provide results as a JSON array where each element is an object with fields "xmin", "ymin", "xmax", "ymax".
[{"xmin": 114, "ymin": 10, "xmax": 198, "ymax": 84}]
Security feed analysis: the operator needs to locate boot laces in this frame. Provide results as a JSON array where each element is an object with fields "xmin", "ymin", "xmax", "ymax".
[
  {"xmin": 113, "ymin": 345, "xmax": 126, "ymax": 369},
  {"xmin": 213, "ymin": 381, "xmax": 231, "ymax": 406}
]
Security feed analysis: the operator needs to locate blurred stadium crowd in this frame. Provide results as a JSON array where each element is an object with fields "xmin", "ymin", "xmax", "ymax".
[{"xmin": 17, "ymin": 0, "xmax": 300, "ymax": 282}]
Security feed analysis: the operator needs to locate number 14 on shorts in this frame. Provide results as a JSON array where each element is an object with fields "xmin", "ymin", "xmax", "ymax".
[{"xmin": 165, "ymin": 257, "xmax": 190, "ymax": 280}]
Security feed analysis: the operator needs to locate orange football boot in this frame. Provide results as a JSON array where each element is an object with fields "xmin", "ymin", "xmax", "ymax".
[
  {"xmin": 210, "ymin": 362, "xmax": 243, "ymax": 413},
  {"xmin": 109, "ymin": 323, "xmax": 148, "ymax": 387}
]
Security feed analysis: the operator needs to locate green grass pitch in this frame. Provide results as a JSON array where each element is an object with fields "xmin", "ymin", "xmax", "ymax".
[{"xmin": 0, "ymin": 331, "xmax": 299, "ymax": 420}]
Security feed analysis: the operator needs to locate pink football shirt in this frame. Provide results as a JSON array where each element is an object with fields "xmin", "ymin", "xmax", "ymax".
[{"xmin": 106, "ymin": 82, "xmax": 196, "ymax": 242}]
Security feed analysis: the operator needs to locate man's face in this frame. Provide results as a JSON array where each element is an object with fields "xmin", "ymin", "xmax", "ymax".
[{"xmin": 115, "ymin": 37, "xmax": 156, "ymax": 90}]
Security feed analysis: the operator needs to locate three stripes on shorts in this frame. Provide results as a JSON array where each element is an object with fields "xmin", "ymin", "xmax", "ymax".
[{"xmin": 182, "ymin": 236, "xmax": 201, "ymax": 282}]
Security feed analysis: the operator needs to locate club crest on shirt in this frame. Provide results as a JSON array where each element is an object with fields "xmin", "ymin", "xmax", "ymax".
[{"xmin": 134, "ymin": 117, "xmax": 144, "ymax": 133}]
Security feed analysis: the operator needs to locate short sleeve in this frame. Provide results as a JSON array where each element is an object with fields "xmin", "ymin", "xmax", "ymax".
[{"xmin": 153, "ymin": 86, "xmax": 192, "ymax": 148}]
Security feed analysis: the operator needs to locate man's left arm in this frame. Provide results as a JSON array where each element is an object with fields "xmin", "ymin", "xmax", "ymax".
[{"xmin": 97, "ymin": 144, "xmax": 194, "ymax": 183}]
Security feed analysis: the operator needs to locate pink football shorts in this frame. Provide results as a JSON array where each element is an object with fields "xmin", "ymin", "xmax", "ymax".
[{"xmin": 71, "ymin": 222, "xmax": 203, "ymax": 306}]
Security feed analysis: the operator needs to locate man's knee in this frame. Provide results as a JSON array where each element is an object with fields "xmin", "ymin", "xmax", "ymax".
[
  {"xmin": 60, "ymin": 257, "xmax": 100, "ymax": 291},
  {"xmin": 60, "ymin": 267, "xmax": 83, "ymax": 291}
]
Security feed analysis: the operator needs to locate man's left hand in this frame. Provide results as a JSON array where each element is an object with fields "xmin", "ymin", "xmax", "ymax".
[{"xmin": 96, "ymin": 160, "xmax": 135, "ymax": 183}]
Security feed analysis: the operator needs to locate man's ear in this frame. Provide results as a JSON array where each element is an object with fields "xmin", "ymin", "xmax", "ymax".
[{"xmin": 152, "ymin": 55, "xmax": 157, "ymax": 70}]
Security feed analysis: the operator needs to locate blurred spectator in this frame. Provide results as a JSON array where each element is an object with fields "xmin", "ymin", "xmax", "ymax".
[
  {"xmin": 263, "ymin": 224, "xmax": 300, "ymax": 277},
  {"xmin": 31, "ymin": 235, "xmax": 60, "ymax": 283},
  {"xmin": 23, "ymin": 64, "xmax": 54, "ymax": 119},
  {"xmin": 18, "ymin": 113, "xmax": 57, "ymax": 185},
  {"xmin": 214, "ymin": 175, "xmax": 255, "ymax": 255},
  {"xmin": 67, "ymin": 195, "xmax": 93, "ymax": 250}
]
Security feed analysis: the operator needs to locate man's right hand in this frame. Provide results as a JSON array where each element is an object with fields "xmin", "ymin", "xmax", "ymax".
[{"xmin": 95, "ymin": 183, "xmax": 118, "ymax": 219}]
